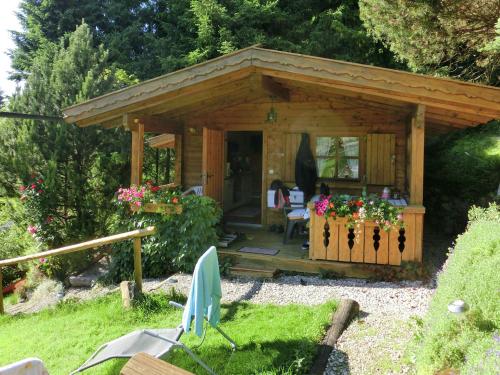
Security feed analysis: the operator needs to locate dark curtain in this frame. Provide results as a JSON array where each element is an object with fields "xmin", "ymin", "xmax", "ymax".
[{"xmin": 295, "ymin": 133, "xmax": 317, "ymax": 198}]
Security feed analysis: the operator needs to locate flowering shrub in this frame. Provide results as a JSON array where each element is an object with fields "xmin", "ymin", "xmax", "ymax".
[
  {"xmin": 115, "ymin": 181, "xmax": 181, "ymax": 210},
  {"xmin": 19, "ymin": 173, "xmax": 94, "ymax": 280},
  {"xmin": 19, "ymin": 174, "xmax": 59, "ymax": 245},
  {"xmin": 314, "ymin": 194, "xmax": 404, "ymax": 231}
]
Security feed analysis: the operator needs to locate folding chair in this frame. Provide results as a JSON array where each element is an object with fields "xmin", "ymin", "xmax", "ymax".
[{"xmin": 71, "ymin": 247, "xmax": 236, "ymax": 375}]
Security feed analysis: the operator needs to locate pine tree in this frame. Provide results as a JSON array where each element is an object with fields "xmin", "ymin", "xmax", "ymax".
[{"xmin": 0, "ymin": 23, "xmax": 131, "ymax": 245}]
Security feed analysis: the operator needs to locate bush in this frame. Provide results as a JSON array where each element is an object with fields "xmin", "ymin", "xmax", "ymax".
[
  {"xmin": 106, "ymin": 195, "xmax": 222, "ymax": 282},
  {"xmin": 0, "ymin": 198, "xmax": 38, "ymax": 287},
  {"xmin": 414, "ymin": 204, "xmax": 500, "ymax": 374},
  {"xmin": 424, "ymin": 121, "xmax": 500, "ymax": 234}
]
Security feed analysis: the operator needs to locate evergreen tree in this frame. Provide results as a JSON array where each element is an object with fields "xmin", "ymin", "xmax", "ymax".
[
  {"xmin": 188, "ymin": 0, "xmax": 400, "ymax": 68},
  {"xmin": 359, "ymin": 0, "xmax": 500, "ymax": 85},
  {"xmin": 0, "ymin": 23, "xmax": 132, "ymax": 245},
  {"xmin": 10, "ymin": 0, "xmax": 399, "ymax": 84},
  {"xmin": 10, "ymin": 0, "xmax": 196, "ymax": 81}
]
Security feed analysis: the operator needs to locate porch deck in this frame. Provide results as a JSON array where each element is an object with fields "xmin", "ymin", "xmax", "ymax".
[{"xmin": 217, "ymin": 226, "xmax": 392, "ymax": 278}]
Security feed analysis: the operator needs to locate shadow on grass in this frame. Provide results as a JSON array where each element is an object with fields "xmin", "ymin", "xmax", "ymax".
[{"xmin": 167, "ymin": 338, "xmax": 322, "ymax": 375}]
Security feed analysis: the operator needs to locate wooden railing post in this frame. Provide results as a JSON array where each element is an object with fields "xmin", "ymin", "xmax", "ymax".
[
  {"xmin": 133, "ymin": 237, "xmax": 143, "ymax": 293},
  {"xmin": 0, "ymin": 267, "xmax": 4, "ymax": 314}
]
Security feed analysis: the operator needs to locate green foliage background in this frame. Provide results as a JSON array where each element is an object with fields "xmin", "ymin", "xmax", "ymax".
[
  {"xmin": 425, "ymin": 122, "xmax": 500, "ymax": 234},
  {"xmin": 360, "ymin": 0, "xmax": 500, "ymax": 85},
  {"xmin": 414, "ymin": 204, "xmax": 500, "ymax": 374}
]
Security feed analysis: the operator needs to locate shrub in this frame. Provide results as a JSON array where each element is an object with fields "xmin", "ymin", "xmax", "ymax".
[
  {"xmin": 0, "ymin": 198, "xmax": 39, "ymax": 287},
  {"xmin": 424, "ymin": 121, "xmax": 500, "ymax": 234},
  {"xmin": 106, "ymin": 194, "xmax": 222, "ymax": 282},
  {"xmin": 414, "ymin": 204, "xmax": 500, "ymax": 374}
]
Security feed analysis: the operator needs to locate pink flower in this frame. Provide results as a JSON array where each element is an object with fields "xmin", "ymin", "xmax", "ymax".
[
  {"xmin": 27, "ymin": 225, "xmax": 38, "ymax": 235},
  {"xmin": 315, "ymin": 198, "xmax": 329, "ymax": 216},
  {"xmin": 39, "ymin": 258, "xmax": 47, "ymax": 264},
  {"xmin": 31, "ymin": 184, "xmax": 36, "ymax": 189},
  {"xmin": 134, "ymin": 201, "xmax": 142, "ymax": 207},
  {"xmin": 19, "ymin": 185, "xmax": 26, "ymax": 192}
]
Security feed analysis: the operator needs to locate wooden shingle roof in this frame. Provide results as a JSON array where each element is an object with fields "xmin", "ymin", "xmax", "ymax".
[{"xmin": 63, "ymin": 46, "xmax": 500, "ymax": 130}]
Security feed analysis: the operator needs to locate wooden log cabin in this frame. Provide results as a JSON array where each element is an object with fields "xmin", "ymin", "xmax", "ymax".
[{"xmin": 63, "ymin": 46, "xmax": 500, "ymax": 277}]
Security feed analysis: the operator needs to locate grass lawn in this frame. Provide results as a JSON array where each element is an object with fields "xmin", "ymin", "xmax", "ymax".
[{"xmin": 0, "ymin": 291, "xmax": 336, "ymax": 375}]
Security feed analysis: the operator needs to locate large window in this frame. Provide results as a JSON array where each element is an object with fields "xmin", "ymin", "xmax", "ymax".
[{"xmin": 316, "ymin": 136, "xmax": 360, "ymax": 179}]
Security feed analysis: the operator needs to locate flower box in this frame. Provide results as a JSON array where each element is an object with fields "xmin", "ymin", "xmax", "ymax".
[
  {"xmin": 131, "ymin": 203, "xmax": 182, "ymax": 215},
  {"xmin": 309, "ymin": 204, "xmax": 425, "ymax": 266}
]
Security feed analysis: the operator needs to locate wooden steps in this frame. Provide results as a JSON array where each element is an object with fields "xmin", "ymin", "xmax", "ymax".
[
  {"xmin": 218, "ymin": 248, "xmax": 399, "ymax": 279},
  {"xmin": 229, "ymin": 265, "xmax": 278, "ymax": 278}
]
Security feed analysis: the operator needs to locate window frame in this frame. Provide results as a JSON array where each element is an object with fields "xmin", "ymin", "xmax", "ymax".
[{"xmin": 314, "ymin": 135, "xmax": 362, "ymax": 182}]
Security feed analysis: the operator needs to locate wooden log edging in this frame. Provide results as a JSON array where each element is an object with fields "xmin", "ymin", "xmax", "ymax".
[{"xmin": 309, "ymin": 299, "xmax": 360, "ymax": 375}]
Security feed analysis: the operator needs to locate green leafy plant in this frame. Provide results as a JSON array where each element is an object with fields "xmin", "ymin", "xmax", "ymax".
[
  {"xmin": 0, "ymin": 198, "xmax": 39, "ymax": 287},
  {"xmin": 107, "ymin": 194, "xmax": 222, "ymax": 282}
]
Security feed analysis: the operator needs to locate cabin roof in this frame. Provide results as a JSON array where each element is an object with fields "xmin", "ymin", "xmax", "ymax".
[{"xmin": 62, "ymin": 46, "xmax": 500, "ymax": 131}]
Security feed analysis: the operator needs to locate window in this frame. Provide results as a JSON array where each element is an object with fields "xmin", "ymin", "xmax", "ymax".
[{"xmin": 316, "ymin": 136, "xmax": 360, "ymax": 179}]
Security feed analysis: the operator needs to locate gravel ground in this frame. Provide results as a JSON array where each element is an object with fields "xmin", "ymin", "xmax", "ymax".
[
  {"xmin": 157, "ymin": 274, "xmax": 434, "ymax": 375},
  {"xmin": 5, "ymin": 274, "xmax": 434, "ymax": 374}
]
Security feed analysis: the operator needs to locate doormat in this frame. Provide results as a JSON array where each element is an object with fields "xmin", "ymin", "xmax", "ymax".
[{"xmin": 239, "ymin": 247, "xmax": 279, "ymax": 256}]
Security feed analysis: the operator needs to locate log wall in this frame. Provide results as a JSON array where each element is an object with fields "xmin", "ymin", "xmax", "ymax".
[{"xmin": 182, "ymin": 90, "xmax": 410, "ymax": 225}]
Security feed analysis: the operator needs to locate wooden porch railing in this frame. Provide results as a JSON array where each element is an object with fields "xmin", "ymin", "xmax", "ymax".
[
  {"xmin": 309, "ymin": 205, "xmax": 425, "ymax": 266},
  {"xmin": 0, "ymin": 226, "xmax": 156, "ymax": 314}
]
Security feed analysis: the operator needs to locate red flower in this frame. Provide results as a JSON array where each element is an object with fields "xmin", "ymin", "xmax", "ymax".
[
  {"xmin": 38, "ymin": 190, "xmax": 43, "ymax": 194},
  {"xmin": 37, "ymin": 179, "xmax": 43, "ymax": 184},
  {"xmin": 31, "ymin": 184, "xmax": 36, "ymax": 189},
  {"xmin": 19, "ymin": 185, "xmax": 26, "ymax": 192},
  {"xmin": 171, "ymin": 197, "xmax": 179, "ymax": 204},
  {"xmin": 151, "ymin": 186, "xmax": 161, "ymax": 192},
  {"xmin": 355, "ymin": 200, "xmax": 363, "ymax": 207},
  {"xmin": 330, "ymin": 211, "xmax": 336, "ymax": 217}
]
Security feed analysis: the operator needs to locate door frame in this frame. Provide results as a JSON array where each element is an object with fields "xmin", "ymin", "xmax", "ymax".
[{"xmin": 224, "ymin": 129, "xmax": 265, "ymax": 226}]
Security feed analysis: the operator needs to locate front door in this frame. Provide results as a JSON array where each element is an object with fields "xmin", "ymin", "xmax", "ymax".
[{"xmin": 202, "ymin": 127, "xmax": 224, "ymax": 204}]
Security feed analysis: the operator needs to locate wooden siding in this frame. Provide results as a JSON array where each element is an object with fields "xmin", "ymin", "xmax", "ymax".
[
  {"xmin": 182, "ymin": 90, "xmax": 408, "ymax": 225},
  {"xmin": 309, "ymin": 206, "xmax": 425, "ymax": 265},
  {"xmin": 366, "ymin": 134, "xmax": 396, "ymax": 185}
]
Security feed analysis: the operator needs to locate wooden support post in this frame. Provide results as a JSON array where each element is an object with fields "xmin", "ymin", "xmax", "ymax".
[
  {"xmin": 174, "ymin": 134, "xmax": 182, "ymax": 185},
  {"xmin": 0, "ymin": 268, "xmax": 4, "ymax": 314},
  {"xmin": 129, "ymin": 115, "xmax": 145, "ymax": 186},
  {"xmin": 133, "ymin": 237, "xmax": 143, "ymax": 293},
  {"xmin": 409, "ymin": 104, "xmax": 425, "ymax": 205}
]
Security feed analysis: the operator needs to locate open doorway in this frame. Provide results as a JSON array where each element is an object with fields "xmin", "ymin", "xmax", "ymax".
[{"xmin": 223, "ymin": 131, "xmax": 263, "ymax": 225}]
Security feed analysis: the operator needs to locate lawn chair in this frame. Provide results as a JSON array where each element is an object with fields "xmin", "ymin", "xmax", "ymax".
[
  {"xmin": 70, "ymin": 246, "xmax": 236, "ymax": 375},
  {"xmin": 283, "ymin": 206, "xmax": 308, "ymax": 244},
  {"xmin": 0, "ymin": 358, "xmax": 48, "ymax": 375}
]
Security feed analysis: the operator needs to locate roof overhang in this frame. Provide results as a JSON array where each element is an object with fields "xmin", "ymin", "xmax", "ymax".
[{"xmin": 63, "ymin": 46, "xmax": 500, "ymax": 131}]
